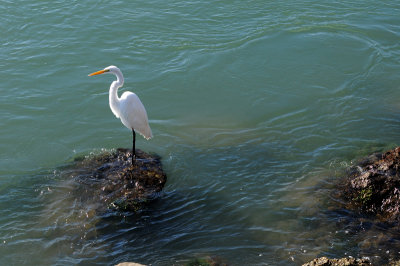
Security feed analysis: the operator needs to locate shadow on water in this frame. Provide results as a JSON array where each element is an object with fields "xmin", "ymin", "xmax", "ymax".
[
  {"xmin": 33, "ymin": 148, "xmax": 168, "ymax": 265},
  {"xmin": 11, "ymin": 146, "xmax": 400, "ymax": 265}
]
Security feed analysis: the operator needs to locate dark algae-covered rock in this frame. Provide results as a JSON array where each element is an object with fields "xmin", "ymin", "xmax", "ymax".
[
  {"xmin": 339, "ymin": 147, "xmax": 400, "ymax": 221},
  {"xmin": 320, "ymin": 147, "xmax": 400, "ymax": 266},
  {"xmin": 71, "ymin": 148, "xmax": 167, "ymax": 212}
]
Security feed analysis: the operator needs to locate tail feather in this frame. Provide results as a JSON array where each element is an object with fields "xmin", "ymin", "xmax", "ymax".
[{"xmin": 136, "ymin": 126, "xmax": 152, "ymax": 140}]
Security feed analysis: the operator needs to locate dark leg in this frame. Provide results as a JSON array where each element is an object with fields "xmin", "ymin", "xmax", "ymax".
[{"xmin": 132, "ymin": 129, "xmax": 136, "ymax": 165}]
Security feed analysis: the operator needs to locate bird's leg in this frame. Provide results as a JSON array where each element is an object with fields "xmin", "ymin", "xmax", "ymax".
[{"xmin": 131, "ymin": 128, "xmax": 136, "ymax": 165}]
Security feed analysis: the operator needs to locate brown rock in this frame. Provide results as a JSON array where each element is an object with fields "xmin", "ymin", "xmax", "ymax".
[
  {"xmin": 302, "ymin": 257, "xmax": 370, "ymax": 266},
  {"xmin": 339, "ymin": 147, "xmax": 400, "ymax": 221}
]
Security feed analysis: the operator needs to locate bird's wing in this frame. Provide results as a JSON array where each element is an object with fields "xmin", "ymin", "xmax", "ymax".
[{"xmin": 119, "ymin": 91, "xmax": 153, "ymax": 139}]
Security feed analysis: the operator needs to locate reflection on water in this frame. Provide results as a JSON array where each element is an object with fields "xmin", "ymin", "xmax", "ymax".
[
  {"xmin": 0, "ymin": 147, "xmax": 399, "ymax": 265},
  {"xmin": 1, "ymin": 148, "xmax": 398, "ymax": 265}
]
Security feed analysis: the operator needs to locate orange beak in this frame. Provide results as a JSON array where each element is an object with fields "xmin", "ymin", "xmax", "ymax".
[{"xmin": 88, "ymin": 69, "xmax": 109, "ymax": 76}]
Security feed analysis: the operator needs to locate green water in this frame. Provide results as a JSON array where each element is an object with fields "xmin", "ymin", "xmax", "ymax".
[{"xmin": 1, "ymin": 0, "xmax": 400, "ymax": 265}]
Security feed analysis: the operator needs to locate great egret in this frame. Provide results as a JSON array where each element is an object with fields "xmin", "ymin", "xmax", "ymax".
[{"xmin": 88, "ymin": 65, "xmax": 152, "ymax": 165}]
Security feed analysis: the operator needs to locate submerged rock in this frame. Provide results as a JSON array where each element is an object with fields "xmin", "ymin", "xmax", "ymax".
[
  {"xmin": 184, "ymin": 256, "xmax": 228, "ymax": 266},
  {"xmin": 302, "ymin": 257, "xmax": 370, "ymax": 266},
  {"xmin": 71, "ymin": 148, "xmax": 167, "ymax": 212},
  {"xmin": 338, "ymin": 147, "xmax": 400, "ymax": 221}
]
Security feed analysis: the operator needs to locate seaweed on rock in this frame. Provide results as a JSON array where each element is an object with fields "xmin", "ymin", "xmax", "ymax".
[{"xmin": 70, "ymin": 148, "xmax": 167, "ymax": 212}]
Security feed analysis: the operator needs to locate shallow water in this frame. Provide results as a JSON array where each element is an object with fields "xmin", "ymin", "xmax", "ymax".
[{"xmin": 1, "ymin": 0, "xmax": 400, "ymax": 265}]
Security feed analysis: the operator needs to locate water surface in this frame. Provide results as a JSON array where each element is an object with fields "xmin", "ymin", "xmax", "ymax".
[{"xmin": 1, "ymin": 0, "xmax": 400, "ymax": 265}]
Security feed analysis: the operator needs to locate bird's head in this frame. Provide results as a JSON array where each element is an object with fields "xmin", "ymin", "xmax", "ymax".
[{"xmin": 88, "ymin": 65, "xmax": 121, "ymax": 76}]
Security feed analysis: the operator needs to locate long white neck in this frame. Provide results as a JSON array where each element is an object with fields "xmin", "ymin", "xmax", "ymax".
[{"xmin": 109, "ymin": 70, "xmax": 124, "ymax": 118}]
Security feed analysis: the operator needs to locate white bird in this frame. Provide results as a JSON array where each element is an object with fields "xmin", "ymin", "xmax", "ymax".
[{"xmin": 88, "ymin": 65, "xmax": 152, "ymax": 164}]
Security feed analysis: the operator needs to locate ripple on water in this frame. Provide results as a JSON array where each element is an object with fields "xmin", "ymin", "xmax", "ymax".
[{"xmin": 1, "ymin": 0, "xmax": 400, "ymax": 264}]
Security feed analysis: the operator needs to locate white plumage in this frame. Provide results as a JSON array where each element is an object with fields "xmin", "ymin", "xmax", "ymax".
[
  {"xmin": 89, "ymin": 65, "xmax": 152, "ymax": 163},
  {"xmin": 119, "ymin": 91, "xmax": 152, "ymax": 140}
]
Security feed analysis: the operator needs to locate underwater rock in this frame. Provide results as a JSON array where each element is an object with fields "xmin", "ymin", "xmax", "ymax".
[
  {"xmin": 338, "ymin": 147, "xmax": 400, "ymax": 221},
  {"xmin": 71, "ymin": 148, "xmax": 167, "ymax": 212},
  {"xmin": 302, "ymin": 257, "xmax": 370, "ymax": 266},
  {"xmin": 184, "ymin": 256, "xmax": 228, "ymax": 266}
]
